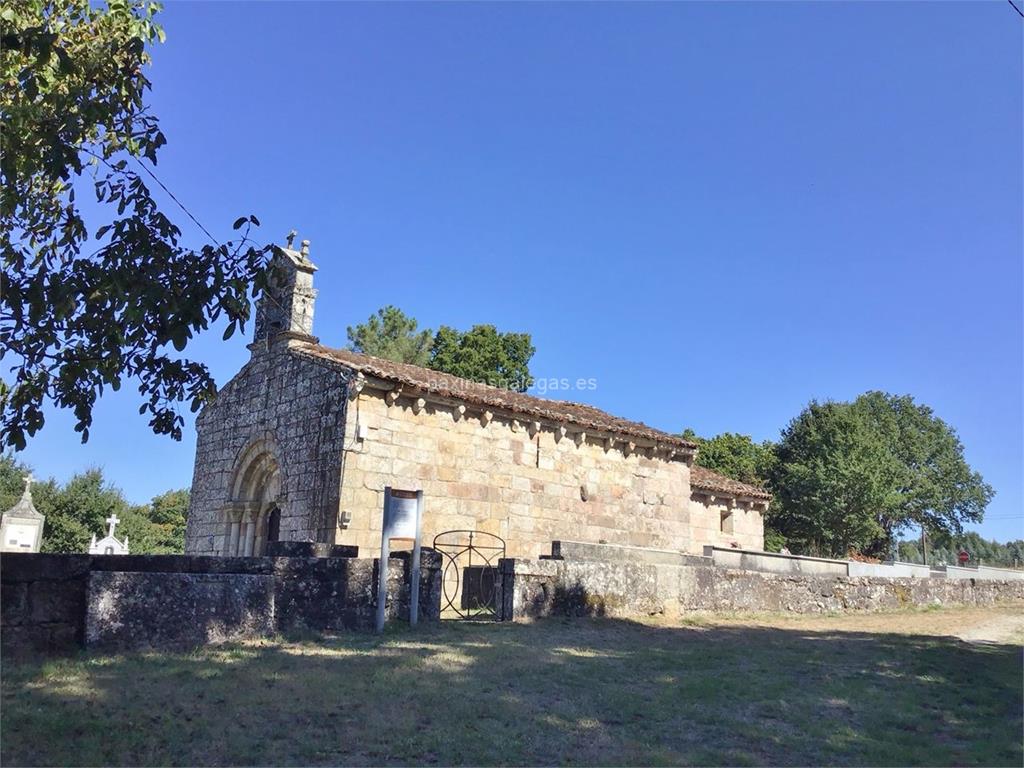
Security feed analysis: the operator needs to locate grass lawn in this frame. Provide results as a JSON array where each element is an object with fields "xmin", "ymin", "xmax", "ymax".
[{"xmin": 2, "ymin": 605, "xmax": 1021, "ymax": 766}]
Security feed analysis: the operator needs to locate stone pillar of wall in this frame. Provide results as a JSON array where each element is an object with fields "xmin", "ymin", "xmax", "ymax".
[{"xmin": 1, "ymin": 554, "xmax": 91, "ymax": 656}]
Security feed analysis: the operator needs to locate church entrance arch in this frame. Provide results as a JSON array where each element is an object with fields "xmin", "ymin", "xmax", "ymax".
[{"xmin": 222, "ymin": 437, "xmax": 282, "ymax": 556}]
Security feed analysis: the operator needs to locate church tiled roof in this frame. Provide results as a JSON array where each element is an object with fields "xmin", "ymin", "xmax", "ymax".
[
  {"xmin": 690, "ymin": 465, "xmax": 772, "ymax": 500},
  {"xmin": 293, "ymin": 343, "xmax": 698, "ymax": 453}
]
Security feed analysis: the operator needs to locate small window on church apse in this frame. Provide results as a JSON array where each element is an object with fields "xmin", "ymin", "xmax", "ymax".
[{"xmin": 719, "ymin": 509, "xmax": 734, "ymax": 534}]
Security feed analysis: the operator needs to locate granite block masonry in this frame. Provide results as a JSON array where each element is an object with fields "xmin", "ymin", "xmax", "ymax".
[
  {"xmin": 497, "ymin": 555, "xmax": 1024, "ymax": 621},
  {"xmin": 185, "ymin": 234, "xmax": 771, "ymax": 565},
  {"xmin": 1, "ymin": 551, "xmax": 442, "ymax": 656}
]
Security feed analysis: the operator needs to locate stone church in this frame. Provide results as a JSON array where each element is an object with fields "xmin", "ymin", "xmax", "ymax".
[{"xmin": 184, "ymin": 238, "xmax": 769, "ymax": 559}]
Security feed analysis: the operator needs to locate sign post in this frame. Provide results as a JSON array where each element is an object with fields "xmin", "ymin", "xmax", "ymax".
[{"xmin": 375, "ymin": 487, "xmax": 423, "ymax": 633}]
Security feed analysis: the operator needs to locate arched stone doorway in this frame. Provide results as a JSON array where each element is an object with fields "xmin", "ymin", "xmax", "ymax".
[{"xmin": 222, "ymin": 438, "xmax": 283, "ymax": 556}]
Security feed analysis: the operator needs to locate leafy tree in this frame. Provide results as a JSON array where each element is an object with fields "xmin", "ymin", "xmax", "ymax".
[
  {"xmin": 1, "ymin": 0, "xmax": 268, "ymax": 450},
  {"xmin": 898, "ymin": 540, "xmax": 922, "ymax": 564},
  {"xmin": 763, "ymin": 529, "xmax": 787, "ymax": 554},
  {"xmin": 769, "ymin": 392, "xmax": 993, "ymax": 558},
  {"xmin": 768, "ymin": 401, "xmax": 892, "ymax": 557},
  {"xmin": 681, "ymin": 429, "xmax": 775, "ymax": 486},
  {"xmin": 143, "ymin": 488, "xmax": 189, "ymax": 552},
  {"xmin": 918, "ymin": 530, "xmax": 1024, "ymax": 568},
  {"xmin": 346, "ymin": 305, "xmax": 432, "ymax": 366},
  {"xmin": 681, "ymin": 429, "xmax": 783, "ymax": 550},
  {"xmin": 44, "ymin": 467, "xmax": 128, "ymax": 552},
  {"xmin": 347, "ymin": 306, "xmax": 536, "ymax": 390},
  {"xmin": 429, "ymin": 324, "xmax": 535, "ymax": 391},
  {"xmin": 0, "ymin": 452, "xmax": 32, "ymax": 509},
  {"xmin": 851, "ymin": 392, "xmax": 992, "ymax": 547}
]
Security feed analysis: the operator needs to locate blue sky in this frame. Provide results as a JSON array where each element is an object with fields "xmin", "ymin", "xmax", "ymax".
[{"xmin": 15, "ymin": 1, "xmax": 1023, "ymax": 542}]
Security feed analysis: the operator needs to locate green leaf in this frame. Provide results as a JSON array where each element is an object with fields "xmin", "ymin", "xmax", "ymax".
[{"xmin": 0, "ymin": 0, "xmax": 267, "ymax": 451}]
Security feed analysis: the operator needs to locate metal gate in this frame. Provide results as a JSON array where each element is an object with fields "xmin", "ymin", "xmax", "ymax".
[{"xmin": 432, "ymin": 530, "xmax": 506, "ymax": 620}]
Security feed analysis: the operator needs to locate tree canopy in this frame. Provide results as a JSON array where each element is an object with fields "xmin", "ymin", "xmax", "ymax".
[
  {"xmin": 0, "ymin": 454, "xmax": 187, "ymax": 553},
  {"xmin": 346, "ymin": 305, "xmax": 433, "ymax": 366},
  {"xmin": 899, "ymin": 532, "xmax": 1023, "ymax": 569},
  {"xmin": 1, "ymin": 0, "xmax": 268, "ymax": 450},
  {"xmin": 346, "ymin": 306, "xmax": 536, "ymax": 391},
  {"xmin": 681, "ymin": 429, "xmax": 775, "ymax": 487},
  {"xmin": 429, "ymin": 324, "xmax": 534, "ymax": 391},
  {"xmin": 767, "ymin": 392, "xmax": 993, "ymax": 558}
]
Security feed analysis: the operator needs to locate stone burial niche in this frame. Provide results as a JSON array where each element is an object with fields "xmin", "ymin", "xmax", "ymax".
[{"xmin": 220, "ymin": 437, "xmax": 283, "ymax": 556}]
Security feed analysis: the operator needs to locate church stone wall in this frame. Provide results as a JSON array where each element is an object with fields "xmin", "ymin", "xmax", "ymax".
[
  {"xmin": 185, "ymin": 345, "xmax": 350, "ymax": 554},
  {"xmin": 335, "ymin": 385, "xmax": 695, "ymax": 559},
  {"xmin": 688, "ymin": 496, "xmax": 764, "ymax": 552}
]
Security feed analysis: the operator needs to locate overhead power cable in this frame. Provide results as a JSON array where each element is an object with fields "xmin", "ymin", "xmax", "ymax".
[{"xmin": 131, "ymin": 156, "xmax": 220, "ymax": 246}]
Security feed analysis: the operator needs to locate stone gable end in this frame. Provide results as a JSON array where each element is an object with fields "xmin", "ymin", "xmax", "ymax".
[{"xmin": 185, "ymin": 348, "xmax": 350, "ymax": 555}]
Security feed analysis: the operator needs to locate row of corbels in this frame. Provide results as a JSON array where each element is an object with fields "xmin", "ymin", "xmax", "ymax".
[
  {"xmin": 358, "ymin": 376, "xmax": 684, "ymax": 460},
  {"xmin": 701, "ymin": 492, "xmax": 769, "ymax": 512}
]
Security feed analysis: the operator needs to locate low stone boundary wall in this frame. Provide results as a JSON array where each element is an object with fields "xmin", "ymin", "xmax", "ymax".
[
  {"xmin": 497, "ymin": 557, "xmax": 1024, "ymax": 620},
  {"xmin": 1, "ymin": 551, "xmax": 441, "ymax": 656},
  {"xmin": 548, "ymin": 540, "xmax": 710, "ymax": 567},
  {"xmin": 977, "ymin": 566, "xmax": 1024, "ymax": 581},
  {"xmin": 703, "ymin": 546, "xmax": 847, "ymax": 576},
  {"xmin": 1, "ymin": 554, "xmax": 90, "ymax": 654},
  {"xmin": 847, "ymin": 561, "xmax": 933, "ymax": 578},
  {"xmin": 497, "ymin": 558, "xmax": 673, "ymax": 619},
  {"xmin": 941, "ymin": 564, "xmax": 1024, "ymax": 581},
  {"xmin": 703, "ymin": 546, "xmax": 1022, "ymax": 581},
  {"xmin": 87, "ymin": 571, "xmax": 275, "ymax": 651}
]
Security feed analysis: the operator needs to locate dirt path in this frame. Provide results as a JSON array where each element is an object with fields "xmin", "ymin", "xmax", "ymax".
[
  {"xmin": 955, "ymin": 611, "xmax": 1024, "ymax": 644},
  {"xmin": 667, "ymin": 604, "xmax": 1024, "ymax": 644}
]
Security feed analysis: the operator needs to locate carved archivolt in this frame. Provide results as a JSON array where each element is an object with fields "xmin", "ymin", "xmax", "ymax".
[{"xmin": 221, "ymin": 434, "xmax": 283, "ymax": 556}]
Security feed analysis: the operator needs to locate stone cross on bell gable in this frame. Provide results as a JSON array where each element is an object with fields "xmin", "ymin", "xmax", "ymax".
[{"xmin": 106, "ymin": 514, "xmax": 120, "ymax": 539}]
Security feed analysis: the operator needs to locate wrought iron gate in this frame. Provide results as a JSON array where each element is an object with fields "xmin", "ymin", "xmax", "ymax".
[{"xmin": 432, "ymin": 530, "xmax": 506, "ymax": 620}]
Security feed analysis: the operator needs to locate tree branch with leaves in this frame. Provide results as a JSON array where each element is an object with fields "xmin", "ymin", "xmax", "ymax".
[{"xmin": 1, "ymin": 0, "xmax": 270, "ymax": 449}]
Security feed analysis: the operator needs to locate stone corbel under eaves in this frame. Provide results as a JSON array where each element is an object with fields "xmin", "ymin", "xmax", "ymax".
[
  {"xmin": 693, "ymin": 490, "xmax": 770, "ymax": 512},
  {"xmin": 351, "ymin": 374, "xmax": 695, "ymax": 463}
]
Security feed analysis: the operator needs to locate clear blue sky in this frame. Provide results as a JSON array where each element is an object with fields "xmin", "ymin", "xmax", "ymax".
[{"xmin": 16, "ymin": 1, "xmax": 1023, "ymax": 542}]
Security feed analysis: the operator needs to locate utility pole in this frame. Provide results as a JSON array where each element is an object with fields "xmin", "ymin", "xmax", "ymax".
[{"xmin": 920, "ymin": 526, "xmax": 928, "ymax": 566}]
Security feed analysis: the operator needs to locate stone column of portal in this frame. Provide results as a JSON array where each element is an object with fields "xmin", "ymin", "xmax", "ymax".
[
  {"xmin": 252, "ymin": 507, "xmax": 266, "ymax": 557},
  {"xmin": 243, "ymin": 513, "xmax": 257, "ymax": 556},
  {"xmin": 228, "ymin": 517, "xmax": 241, "ymax": 556}
]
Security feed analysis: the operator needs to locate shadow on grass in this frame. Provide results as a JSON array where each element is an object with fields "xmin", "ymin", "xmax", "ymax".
[{"xmin": 2, "ymin": 614, "xmax": 1021, "ymax": 767}]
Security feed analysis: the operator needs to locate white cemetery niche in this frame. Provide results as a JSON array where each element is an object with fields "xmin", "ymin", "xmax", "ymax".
[
  {"xmin": 88, "ymin": 513, "xmax": 130, "ymax": 555},
  {"xmin": 0, "ymin": 475, "xmax": 45, "ymax": 553}
]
